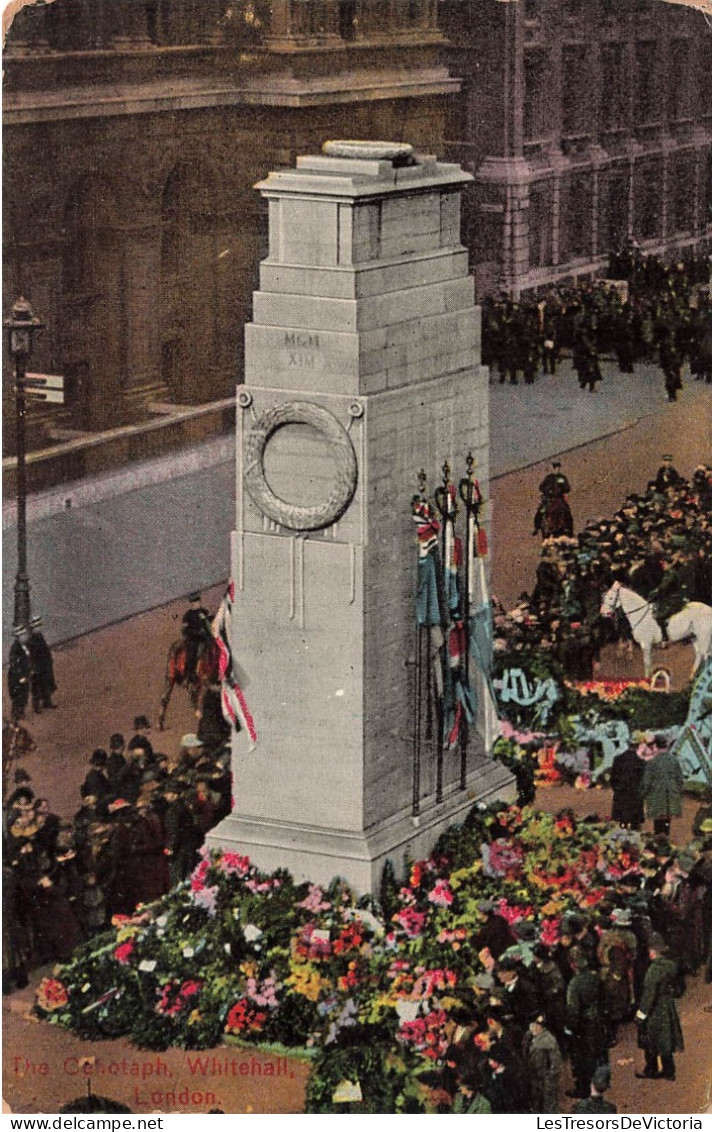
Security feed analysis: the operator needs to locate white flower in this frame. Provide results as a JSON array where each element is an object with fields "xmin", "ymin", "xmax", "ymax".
[
  {"xmin": 156, "ymin": 914, "xmax": 168, "ymax": 928},
  {"xmin": 243, "ymin": 924, "xmax": 263, "ymax": 943},
  {"xmin": 224, "ymin": 943, "xmax": 231, "ymax": 955},
  {"xmin": 182, "ymin": 947, "xmax": 195, "ymax": 958},
  {"xmin": 138, "ymin": 959, "xmax": 157, "ymax": 973},
  {"xmin": 395, "ymin": 1000, "xmax": 421, "ymax": 1023},
  {"xmin": 81, "ymin": 983, "xmax": 91, "ymax": 993}
]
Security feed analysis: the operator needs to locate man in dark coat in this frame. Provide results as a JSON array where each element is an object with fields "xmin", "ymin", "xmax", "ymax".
[
  {"xmin": 572, "ymin": 1065, "xmax": 617, "ymax": 1114},
  {"xmin": 473, "ymin": 899, "xmax": 516, "ymax": 960},
  {"xmin": 610, "ymin": 744, "xmax": 646, "ymax": 829},
  {"xmin": 635, "ymin": 934, "xmax": 684, "ymax": 1080},
  {"xmin": 80, "ymin": 749, "xmax": 113, "ymax": 806},
  {"xmin": 654, "ymin": 455, "xmax": 684, "ymax": 493},
  {"xmin": 641, "ymin": 737, "xmax": 684, "ymax": 837},
  {"xmin": 485, "ymin": 1042, "xmax": 531, "ymax": 1113},
  {"xmin": 8, "ymin": 626, "xmax": 32, "ymax": 721},
  {"xmin": 28, "ymin": 617, "xmax": 57, "ymax": 712},
  {"xmin": 527, "ymin": 1013, "xmax": 563, "ymax": 1113},
  {"xmin": 565, "ymin": 949, "xmax": 608, "ymax": 1099}
]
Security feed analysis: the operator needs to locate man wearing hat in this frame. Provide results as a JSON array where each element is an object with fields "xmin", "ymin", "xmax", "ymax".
[
  {"xmin": 572, "ymin": 1066, "xmax": 617, "ymax": 1114},
  {"xmin": 654, "ymin": 456, "xmax": 684, "ymax": 494},
  {"xmin": 8, "ymin": 625, "xmax": 32, "ymax": 721},
  {"xmin": 28, "ymin": 616, "xmax": 56, "ymax": 713},
  {"xmin": 80, "ymin": 749, "xmax": 112, "ymax": 806},
  {"xmin": 565, "ymin": 949, "xmax": 609, "ymax": 1099},
  {"xmin": 635, "ymin": 934, "xmax": 684, "ymax": 1080},
  {"xmin": 527, "ymin": 1013, "xmax": 563, "ymax": 1113},
  {"xmin": 128, "ymin": 715, "xmax": 155, "ymax": 764},
  {"xmin": 640, "ymin": 735, "xmax": 684, "ymax": 837},
  {"xmin": 181, "ymin": 593, "xmax": 212, "ymax": 683}
]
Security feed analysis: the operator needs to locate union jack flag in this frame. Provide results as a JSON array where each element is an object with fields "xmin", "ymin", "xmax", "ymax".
[{"xmin": 211, "ymin": 581, "xmax": 257, "ymax": 749}]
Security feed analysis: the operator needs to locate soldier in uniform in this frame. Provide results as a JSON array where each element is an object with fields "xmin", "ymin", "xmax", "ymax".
[
  {"xmin": 8, "ymin": 626, "xmax": 32, "ymax": 721},
  {"xmin": 527, "ymin": 1012, "xmax": 563, "ymax": 1113},
  {"xmin": 565, "ymin": 949, "xmax": 608, "ymax": 1100},
  {"xmin": 653, "ymin": 455, "xmax": 684, "ymax": 493},
  {"xmin": 28, "ymin": 617, "xmax": 57, "ymax": 713},
  {"xmin": 635, "ymin": 934, "xmax": 684, "ymax": 1081},
  {"xmin": 181, "ymin": 592, "xmax": 212, "ymax": 683}
]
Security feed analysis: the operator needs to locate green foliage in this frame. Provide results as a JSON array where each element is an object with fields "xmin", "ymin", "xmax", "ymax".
[
  {"xmin": 616, "ymin": 686, "xmax": 691, "ymax": 729},
  {"xmin": 379, "ymin": 859, "xmax": 399, "ymax": 924}
]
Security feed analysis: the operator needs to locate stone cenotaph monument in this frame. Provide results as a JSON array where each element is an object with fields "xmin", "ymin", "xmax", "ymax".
[{"xmin": 210, "ymin": 141, "xmax": 511, "ymax": 891}]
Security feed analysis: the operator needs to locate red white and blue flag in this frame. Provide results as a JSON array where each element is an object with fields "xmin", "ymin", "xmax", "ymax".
[{"xmin": 211, "ymin": 581, "xmax": 257, "ymax": 749}]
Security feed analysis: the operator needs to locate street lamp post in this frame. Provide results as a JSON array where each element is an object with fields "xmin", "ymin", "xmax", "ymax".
[{"xmin": 5, "ymin": 297, "xmax": 45, "ymax": 632}]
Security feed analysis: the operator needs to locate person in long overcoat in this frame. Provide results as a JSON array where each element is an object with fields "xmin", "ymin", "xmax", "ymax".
[
  {"xmin": 28, "ymin": 618, "xmax": 57, "ymax": 712},
  {"xmin": 640, "ymin": 739, "xmax": 684, "ymax": 837},
  {"xmin": 527, "ymin": 1014, "xmax": 563, "ymax": 1113},
  {"xmin": 635, "ymin": 935, "xmax": 684, "ymax": 1080},
  {"xmin": 610, "ymin": 745, "xmax": 646, "ymax": 829},
  {"xmin": 565, "ymin": 950, "xmax": 608, "ymax": 1099}
]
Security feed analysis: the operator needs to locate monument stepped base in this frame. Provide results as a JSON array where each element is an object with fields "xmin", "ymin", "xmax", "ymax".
[{"xmin": 208, "ymin": 759, "xmax": 515, "ymax": 892}]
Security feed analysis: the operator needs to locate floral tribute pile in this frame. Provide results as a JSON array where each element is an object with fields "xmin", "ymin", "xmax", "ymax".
[{"xmin": 37, "ymin": 803, "xmax": 655, "ymax": 1112}]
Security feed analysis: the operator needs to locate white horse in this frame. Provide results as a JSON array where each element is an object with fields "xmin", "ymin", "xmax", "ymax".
[{"xmin": 601, "ymin": 581, "xmax": 712, "ymax": 680}]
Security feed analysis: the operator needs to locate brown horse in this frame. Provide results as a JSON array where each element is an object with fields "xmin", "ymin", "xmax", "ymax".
[
  {"xmin": 533, "ymin": 493, "xmax": 574, "ymax": 538},
  {"xmin": 157, "ymin": 637, "xmax": 222, "ymax": 731}
]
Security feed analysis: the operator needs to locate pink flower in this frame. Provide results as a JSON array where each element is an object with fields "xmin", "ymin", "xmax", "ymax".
[
  {"xmin": 296, "ymin": 884, "xmax": 332, "ymax": 912},
  {"xmin": 427, "ymin": 880, "xmax": 454, "ymax": 907},
  {"xmin": 219, "ymin": 852, "xmax": 251, "ymax": 877},
  {"xmin": 395, "ymin": 908, "xmax": 427, "ymax": 938}
]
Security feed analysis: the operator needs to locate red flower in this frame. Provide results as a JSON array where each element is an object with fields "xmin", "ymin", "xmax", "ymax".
[{"xmin": 113, "ymin": 939, "xmax": 135, "ymax": 965}]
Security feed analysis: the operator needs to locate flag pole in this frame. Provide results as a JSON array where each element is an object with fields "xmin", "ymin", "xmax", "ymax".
[
  {"xmin": 458, "ymin": 453, "xmax": 477, "ymax": 789},
  {"xmin": 433, "ymin": 459, "xmax": 453, "ymax": 805},
  {"xmin": 411, "ymin": 469, "xmax": 428, "ymax": 818}
]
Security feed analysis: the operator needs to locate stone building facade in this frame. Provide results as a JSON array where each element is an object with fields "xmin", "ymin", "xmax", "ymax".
[
  {"xmin": 4, "ymin": 0, "xmax": 711, "ymax": 472},
  {"xmin": 440, "ymin": 0, "xmax": 712, "ymax": 297},
  {"xmin": 3, "ymin": 0, "xmax": 454, "ymax": 458}
]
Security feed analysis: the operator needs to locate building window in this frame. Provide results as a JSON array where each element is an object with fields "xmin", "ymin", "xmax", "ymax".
[
  {"xmin": 528, "ymin": 182, "xmax": 553, "ymax": 268},
  {"xmin": 635, "ymin": 162, "xmax": 661, "ymax": 241},
  {"xmin": 524, "ymin": 50, "xmax": 550, "ymax": 141},
  {"xmin": 560, "ymin": 173, "xmax": 593, "ymax": 261},
  {"xmin": 635, "ymin": 41, "xmax": 658, "ymax": 125},
  {"xmin": 561, "ymin": 45, "xmax": 588, "ymax": 135},
  {"xmin": 603, "ymin": 173, "xmax": 629, "ymax": 253},
  {"xmin": 669, "ymin": 40, "xmax": 691, "ymax": 121},
  {"xmin": 600, "ymin": 43, "xmax": 627, "ymax": 131},
  {"xmin": 671, "ymin": 155, "xmax": 695, "ymax": 234}
]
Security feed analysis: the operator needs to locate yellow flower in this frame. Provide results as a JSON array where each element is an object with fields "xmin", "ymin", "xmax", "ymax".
[{"xmin": 188, "ymin": 1010, "xmax": 203, "ymax": 1026}]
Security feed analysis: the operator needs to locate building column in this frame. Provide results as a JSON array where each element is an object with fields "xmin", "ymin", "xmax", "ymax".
[{"xmin": 121, "ymin": 225, "xmax": 166, "ymax": 412}]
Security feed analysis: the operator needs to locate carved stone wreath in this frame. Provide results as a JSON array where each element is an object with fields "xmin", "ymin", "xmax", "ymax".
[{"xmin": 243, "ymin": 401, "xmax": 358, "ymax": 532}]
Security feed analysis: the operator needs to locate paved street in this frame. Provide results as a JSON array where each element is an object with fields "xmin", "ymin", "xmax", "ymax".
[
  {"xmin": 2, "ymin": 358, "xmax": 711, "ymax": 1115},
  {"xmin": 3, "ymin": 358, "xmax": 710, "ymax": 657}
]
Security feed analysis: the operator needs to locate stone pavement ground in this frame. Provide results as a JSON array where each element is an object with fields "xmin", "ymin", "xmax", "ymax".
[{"xmin": 489, "ymin": 355, "xmax": 711, "ymax": 477}]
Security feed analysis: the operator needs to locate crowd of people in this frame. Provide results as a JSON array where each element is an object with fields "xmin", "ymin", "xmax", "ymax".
[
  {"xmin": 428, "ymin": 811, "xmax": 712, "ymax": 1113},
  {"xmin": 2, "ymin": 708, "xmax": 231, "ymax": 996},
  {"xmin": 497, "ymin": 457, "xmax": 712, "ymax": 677},
  {"xmin": 481, "ymin": 249, "xmax": 712, "ymax": 401}
]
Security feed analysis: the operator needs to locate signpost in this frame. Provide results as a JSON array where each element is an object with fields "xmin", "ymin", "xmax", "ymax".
[{"xmin": 22, "ymin": 373, "xmax": 65, "ymax": 404}]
